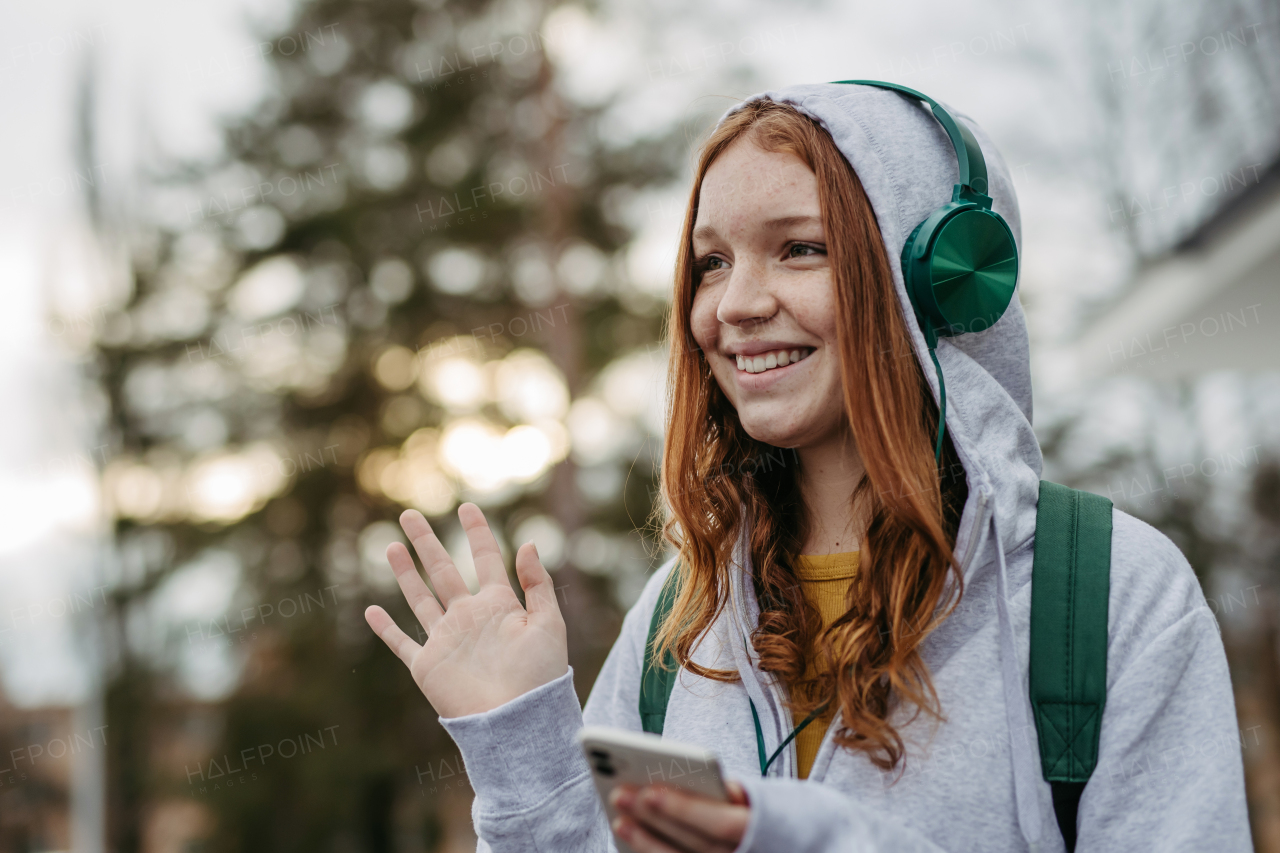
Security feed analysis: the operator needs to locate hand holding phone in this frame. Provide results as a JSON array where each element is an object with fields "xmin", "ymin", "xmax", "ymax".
[{"xmin": 578, "ymin": 726, "xmax": 749, "ymax": 853}]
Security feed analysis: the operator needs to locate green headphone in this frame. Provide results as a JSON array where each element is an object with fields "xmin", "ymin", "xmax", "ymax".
[{"xmin": 828, "ymin": 79, "xmax": 1020, "ymax": 462}]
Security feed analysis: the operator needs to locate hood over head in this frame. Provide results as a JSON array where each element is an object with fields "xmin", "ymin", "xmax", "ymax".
[
  {"xmin": 713, "ymin": 81, "xmax": 1043, "ymax": 565},
  {"xmin": 711, "ymin": 82, "xmax": 1049, "ymax": 846}
]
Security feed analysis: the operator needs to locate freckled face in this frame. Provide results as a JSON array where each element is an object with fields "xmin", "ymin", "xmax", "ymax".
[{"xmin": 689, "ymin": 138, "xmax": 848, "ymax": 450}]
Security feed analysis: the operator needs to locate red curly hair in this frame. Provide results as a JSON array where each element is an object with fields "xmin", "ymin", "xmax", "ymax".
[{"xmin": 650, "ymin": 97, "xmax": 968, "ymax": 772}]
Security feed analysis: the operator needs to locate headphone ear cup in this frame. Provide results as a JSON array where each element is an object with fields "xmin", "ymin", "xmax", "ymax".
[
  {"xmin": 925, "ymin": 208, "xmax": 1018, "ymax": 337},
  {"xmin": 900, "ymin": 219, "xmax": 926, "ymax": 273}
]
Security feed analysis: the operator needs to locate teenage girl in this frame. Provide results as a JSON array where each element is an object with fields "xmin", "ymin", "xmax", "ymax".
[{"xmin": 365, "ymin": 82, "xmax": 1250, "ymax": 852}]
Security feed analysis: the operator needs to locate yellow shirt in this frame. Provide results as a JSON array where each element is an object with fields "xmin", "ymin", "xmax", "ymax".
[{"xmin": 791, "ymin": 551, "xmax": 860, "ymax": 779}]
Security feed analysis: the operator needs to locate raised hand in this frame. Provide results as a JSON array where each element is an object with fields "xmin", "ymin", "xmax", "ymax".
[{"xmin": 364, "ymin": 502, "xmax": 568, "ymax": 718}]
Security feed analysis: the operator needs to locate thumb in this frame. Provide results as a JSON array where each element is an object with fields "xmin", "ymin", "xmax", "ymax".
[{"xmin": 515, "ymin": 541, "xmax": 559, "ymax": 616}]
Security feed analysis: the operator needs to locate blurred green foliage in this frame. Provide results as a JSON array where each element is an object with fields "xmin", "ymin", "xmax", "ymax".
[{"xmin": 88, "ymin": 0, "xmax": 694, "ymax": 849}]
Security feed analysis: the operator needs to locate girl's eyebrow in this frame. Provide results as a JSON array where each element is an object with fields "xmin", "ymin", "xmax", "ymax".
[{"xmin": 692, "ymin": 214, "xmax": 822, "ymax": 244}]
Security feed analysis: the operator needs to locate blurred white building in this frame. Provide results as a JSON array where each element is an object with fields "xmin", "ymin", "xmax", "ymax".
[{"xmin": 1065, "ymin": 157, "xmax": 1280, "ymax": 381}]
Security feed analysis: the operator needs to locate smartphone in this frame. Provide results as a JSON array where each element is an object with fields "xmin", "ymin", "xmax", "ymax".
[{"xmin": 578, "ymin": 726, "xmax": 730, "ymax": 853}]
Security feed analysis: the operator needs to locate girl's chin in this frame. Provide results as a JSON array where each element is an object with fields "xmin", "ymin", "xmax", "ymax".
[
  {"xmin": 734, "ymin": 400, "xmax": 842, "ymax": 450},
  {"xmin": 737, "ymin": 419, "xmax": 809, "ymax": 449}
]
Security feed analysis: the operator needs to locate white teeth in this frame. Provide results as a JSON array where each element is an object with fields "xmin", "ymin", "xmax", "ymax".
[{"xmin": 735, "ymin": 348, "xmax": 810, "ymax": 374}]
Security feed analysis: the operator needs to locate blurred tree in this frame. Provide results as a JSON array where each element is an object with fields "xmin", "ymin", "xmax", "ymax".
[{"xmin": 82, "ymin": 0, "xmax": 695, "ymax": 849}]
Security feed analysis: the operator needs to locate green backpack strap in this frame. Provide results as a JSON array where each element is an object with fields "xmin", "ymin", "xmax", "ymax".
[
  {"xmin": 639, "ymin": 561, "xmax": 682, "ymax": 734},
  {"xmin": 1030, "ymin": 480, "xmax": 1113, "ymax": 852}
]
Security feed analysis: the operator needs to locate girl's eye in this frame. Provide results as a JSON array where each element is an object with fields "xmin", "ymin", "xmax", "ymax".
[
  {"xmin": 693, "ymin": 255, "xmax": 725, "ymax": 275},
  {"xmin": 789, "ymin": 242, "xmax": 823, "ymax": 258},
  {"xmin": 694, "ymin": 244, "xmax": 822, "ymax": 277}
]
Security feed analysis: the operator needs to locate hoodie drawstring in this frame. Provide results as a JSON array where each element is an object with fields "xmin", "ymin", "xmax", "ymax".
[{"xmin": 986, "ymin": 492, "xmax": 1046, "ymax": 848}]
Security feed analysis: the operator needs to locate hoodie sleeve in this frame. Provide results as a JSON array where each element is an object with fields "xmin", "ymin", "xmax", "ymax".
[
  {"xmin": 437, "ymin": 559, "xmax": 677, "ymax": 853},
  {"xmin": 730, "ymin": 775, "xmax": 949, "ymax": 852}
]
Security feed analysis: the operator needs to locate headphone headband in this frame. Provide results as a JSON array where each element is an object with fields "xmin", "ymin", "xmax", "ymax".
[{"xmin": 827, "ymin": 79, "xmax": 989, "ymax": 195}]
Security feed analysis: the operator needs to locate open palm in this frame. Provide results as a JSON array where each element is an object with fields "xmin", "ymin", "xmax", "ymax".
[{"xmin": 364, "ymin": 503, "xmax": 568, "ymax": 719}]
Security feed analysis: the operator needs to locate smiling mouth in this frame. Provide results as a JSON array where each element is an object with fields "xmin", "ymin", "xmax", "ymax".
[{"xmin": 734, "ymin": 348, "xmax": 813, "ymax": 374}]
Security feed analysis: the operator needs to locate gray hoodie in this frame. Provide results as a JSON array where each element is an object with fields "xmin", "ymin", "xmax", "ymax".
[{"xmin": 438, "ymin": 83, "xmax": 1253, "ymax": 852}]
